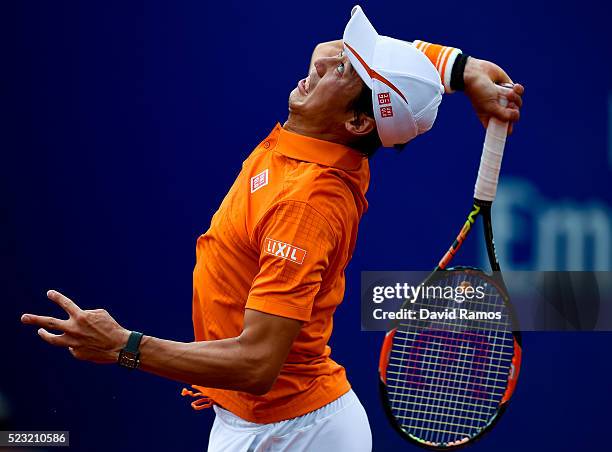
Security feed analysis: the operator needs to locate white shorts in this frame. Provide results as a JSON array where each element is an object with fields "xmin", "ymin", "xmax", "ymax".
[{"xmin": 207, "ymin": 390, "xmax": 372, "ymax": 452}]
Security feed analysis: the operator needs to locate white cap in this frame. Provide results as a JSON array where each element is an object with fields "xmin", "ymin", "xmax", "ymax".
[{"xmin": 343, "ymin": 5, "xmax": 444, "ymax": 147}]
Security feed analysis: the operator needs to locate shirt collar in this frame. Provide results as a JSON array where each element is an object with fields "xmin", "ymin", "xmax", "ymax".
[{"xmin": 267, "ymin": 123, "xmax": 367, "ymax": 172}]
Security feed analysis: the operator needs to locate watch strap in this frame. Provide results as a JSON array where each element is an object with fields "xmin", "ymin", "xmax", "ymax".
[
  {"xmin": 118, "ymin": 331, "xmax": 144, "ymax": 369},
  {"xmin": 125, "ymin": 331, "xmax": 144, "ymax": 353}
]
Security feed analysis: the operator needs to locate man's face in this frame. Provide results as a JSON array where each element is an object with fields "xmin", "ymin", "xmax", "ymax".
[{"xmin": 288, "ymin": 50, "xmax": 365, "ymax": 134}]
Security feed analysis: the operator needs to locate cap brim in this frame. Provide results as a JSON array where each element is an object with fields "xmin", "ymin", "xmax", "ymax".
[{"xmin": 342, "ymin": 5, "xmax": 378, "ymax": 89}]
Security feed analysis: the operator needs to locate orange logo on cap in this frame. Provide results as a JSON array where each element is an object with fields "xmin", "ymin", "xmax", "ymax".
[{"xmin": 264, "ymin": 238, "xmax": 307, "ymax": 264}]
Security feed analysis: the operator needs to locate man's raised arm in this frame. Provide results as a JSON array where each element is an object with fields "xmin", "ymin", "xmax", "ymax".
[{"xmin": 308, "ymin": 38, "xmax": 524, "ymax": 132}]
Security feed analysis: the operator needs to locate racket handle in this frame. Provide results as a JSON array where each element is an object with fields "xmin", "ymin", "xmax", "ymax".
[{"xmin": 474, "ymin": 87, "xmax": 510, "ymax": 202}]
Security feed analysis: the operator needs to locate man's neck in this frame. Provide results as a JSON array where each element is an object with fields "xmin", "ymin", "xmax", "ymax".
[{"xmin": 283, "ymin": 115, "xmax": 349, "ymax": 146}]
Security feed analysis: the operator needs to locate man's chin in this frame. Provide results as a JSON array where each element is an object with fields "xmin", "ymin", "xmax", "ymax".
[{"xmin": 288, "ymin": 90, "xmax": 306, "ymax": 109}]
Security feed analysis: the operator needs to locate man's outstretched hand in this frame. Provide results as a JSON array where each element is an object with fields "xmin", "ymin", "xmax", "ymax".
[
  {"xmin": 463, "ymin": 57, "xmax": 524, "ymax": 135},
  {"xmin": 21, "ymin": 290, "xmax": 130, "ymax": 364}
]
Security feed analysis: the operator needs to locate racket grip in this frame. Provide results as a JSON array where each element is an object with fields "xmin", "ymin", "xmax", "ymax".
[{"xmin": 473, "ymin": 90, "xmax": 510, "ymax": 202}]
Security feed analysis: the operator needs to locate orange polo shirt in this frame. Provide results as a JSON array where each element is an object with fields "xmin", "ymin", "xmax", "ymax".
[{"xmin": 189, "ymin": 124, "xmax": 369, "ymax": 423}]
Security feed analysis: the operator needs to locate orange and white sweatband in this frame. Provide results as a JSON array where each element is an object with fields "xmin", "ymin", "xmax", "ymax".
[{"xmin": 413, "ymin": 40, "xmax": 463, "ymax": 93}]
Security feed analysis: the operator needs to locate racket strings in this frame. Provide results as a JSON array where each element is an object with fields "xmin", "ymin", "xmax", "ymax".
[
  {"xmin": 390, "ymin": 333, "xmax": 512, "ymax": 444},
  {"xmin": 385, "ymin": 271, "xmax": 514, "ymax": 447},
  {"xmin": 389, "ymin": 333, "xmax": 513, "ymax": 444}
]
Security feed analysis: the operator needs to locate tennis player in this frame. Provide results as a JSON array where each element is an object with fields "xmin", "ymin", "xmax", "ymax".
[{"xmin": 21, "ymin": 6, "xmax": 523, "ymax": 451}]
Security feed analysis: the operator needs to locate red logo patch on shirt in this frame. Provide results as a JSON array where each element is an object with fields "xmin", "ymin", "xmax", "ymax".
[
  {"xmin": 380, "ymin": 106, "xmax": 394, "ymax": 118},
  {"xmin": 250, "ymin": 169, "xmax": 269, "ymax": 193},
  {"xmin": 377, "ymin": 92, "xmax": 391, "ymax": 105},
  {"xmin": 264, "ymin": 238, "xmax": 307, "ymax": 264}
]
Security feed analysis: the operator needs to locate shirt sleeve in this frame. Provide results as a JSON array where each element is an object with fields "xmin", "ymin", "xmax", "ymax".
[
  {"xmin": 413, "ymin": 40, "xmax": 462, "ymax": 93},
  {"xmin": 246, "ymin": 200, "xmax": 338, "ymax": 322}
]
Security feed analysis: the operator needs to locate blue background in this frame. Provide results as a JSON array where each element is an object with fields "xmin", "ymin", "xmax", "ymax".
[{"xmin": 2, "ymin": 1, "xmax": 610, "ymax": 451}]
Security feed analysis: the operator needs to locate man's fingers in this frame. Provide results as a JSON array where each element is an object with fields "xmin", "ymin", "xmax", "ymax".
[
  {"xmin": 508, "ymin": 103, "xmax": 520, "ymax": 122},
  {"xmin": 506, "ymin": 90, "xmax": 522, "ymax": 109},
  {"xmin": 498, "ymin": 83, "xmax": 522, "ymax": 126},
  {"xmin": 494, "ymin": 102, "xmax": 520, "ymax": 123},
  {"xmin": 37, "ymin": 328, "xmax": 79, "ymax": 347},
  {"xmin": 47, "ymin": 290, "xmax": 82, "ymax": 316},
  {"xmin": 504, "ymin": 108, "xmax": 520, "ymax": 123},
  {"xmin": 512, "ymin": 83, "xmax": 525, "ymax": 96},
  {"xmin": 21, "ymin": 314, "xmax": 69, "ymax": 332}
]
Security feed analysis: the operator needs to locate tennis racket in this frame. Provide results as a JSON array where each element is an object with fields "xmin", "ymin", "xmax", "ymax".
[{"xmin": 378, "ymin": 84, "xmax": 522, "ymax": 449}]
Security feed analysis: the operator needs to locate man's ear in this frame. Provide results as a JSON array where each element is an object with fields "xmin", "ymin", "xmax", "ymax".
[{"xmin": 345, "ymin": 112, "xmax": 376, "ymax": 137}]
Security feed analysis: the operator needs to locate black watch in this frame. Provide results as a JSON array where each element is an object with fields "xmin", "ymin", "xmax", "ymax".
[{"xmin": 118, "ymin": 331, "xmax": 144, "ymax": 369}]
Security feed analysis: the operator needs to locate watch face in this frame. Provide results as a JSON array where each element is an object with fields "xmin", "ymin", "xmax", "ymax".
[{"xmin": 118, "ymin": 350, "xmax": 139, "ymax": 369}]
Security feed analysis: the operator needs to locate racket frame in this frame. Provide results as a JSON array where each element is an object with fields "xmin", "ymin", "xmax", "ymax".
[{"xmin": 378, "ymin": 199, "xmax": 522, "ymax": 450}]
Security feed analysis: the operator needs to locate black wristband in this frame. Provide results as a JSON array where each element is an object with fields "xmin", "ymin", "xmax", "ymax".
[{"xmin": 450, "ymin": 53, "xmax": 469, "ymax": 91}]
